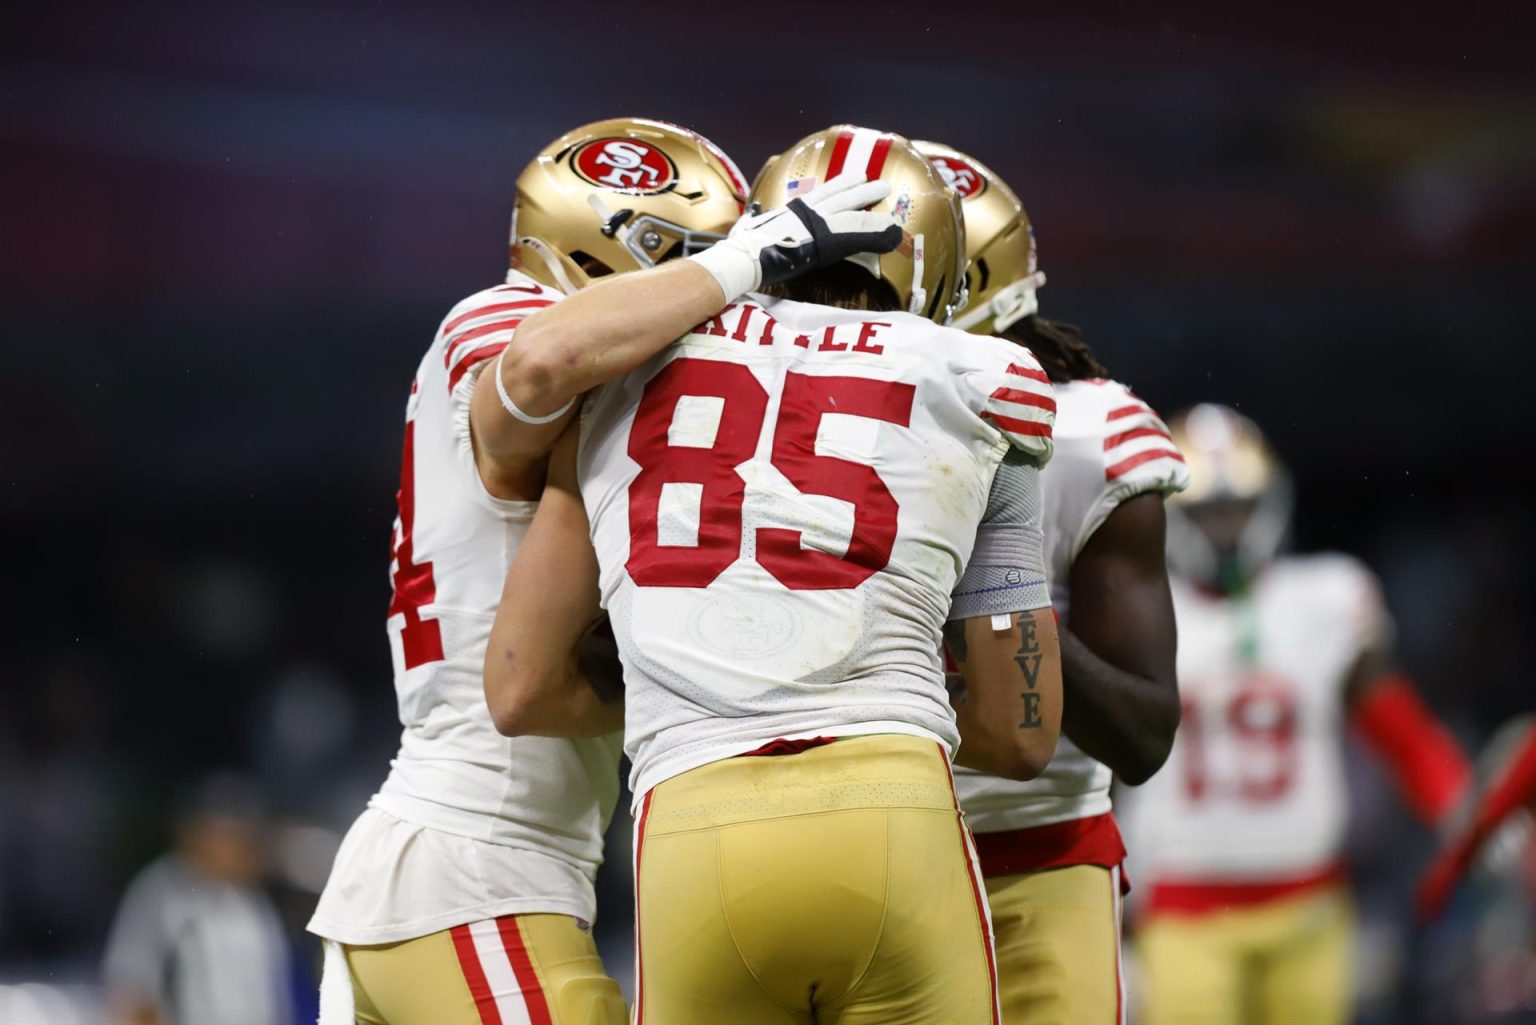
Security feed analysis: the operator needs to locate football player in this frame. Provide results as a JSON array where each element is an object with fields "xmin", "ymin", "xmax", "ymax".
[
  {"xmin": 308, "ymin": 118, "xmax": 747, "ymax": 1025},
  {"xmin": 483, "ymin": 126, "xmax": 1064, "ymax": 1024},
  {"xmin": 916, "ymin": 141, "xmax": 1189, "ymax": 1025},
  {"xmin": 1123, "ymin": 403, "xmax": 1472, "ymax": 1025}
]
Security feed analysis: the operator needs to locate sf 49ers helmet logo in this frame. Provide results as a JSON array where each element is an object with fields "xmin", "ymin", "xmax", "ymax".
[
  {"xmin": 572, "ymin": 138, "xmax": 678, "ymax": 193},
  {"xmin": 928, "ymin": 155, "xmax": 986, "ymax": 200}
]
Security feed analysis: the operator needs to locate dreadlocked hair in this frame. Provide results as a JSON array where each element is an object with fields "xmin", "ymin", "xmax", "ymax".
[{"xmin": 1003, "ymin": 314, "xmax": 1110, "ymax": 384}]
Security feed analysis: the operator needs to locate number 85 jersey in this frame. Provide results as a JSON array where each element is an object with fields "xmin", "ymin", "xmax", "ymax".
[{"xmin": 577, "ymin": 293, "xmax": 1056, "ymax": 801}]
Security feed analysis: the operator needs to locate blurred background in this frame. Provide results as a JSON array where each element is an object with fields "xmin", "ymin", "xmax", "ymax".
[{"xmin": 1, "ymin": 0, "xmax": 1532, "ymax": 1021}]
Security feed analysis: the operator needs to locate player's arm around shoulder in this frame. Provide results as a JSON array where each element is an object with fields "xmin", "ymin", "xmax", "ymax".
[
  {"xmin": 483, "ymin": 420, "xmax": 623, "ymax": 739},
  {"xmin": 468, "ymin": 261, "xmax": 729, "ymax": 500}
]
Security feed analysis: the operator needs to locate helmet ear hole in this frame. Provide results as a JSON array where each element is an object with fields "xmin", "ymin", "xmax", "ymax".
[
  {"xmin": 924, "ymin": 274, "xmax": 948, "ymax": 322},
  {"xmin": 974, "ymin": 258, "xmax": 991, "ymax": 294},
  {"xmin": 567, "ymin": 251, "xmax": 616, "ymax": 278}
]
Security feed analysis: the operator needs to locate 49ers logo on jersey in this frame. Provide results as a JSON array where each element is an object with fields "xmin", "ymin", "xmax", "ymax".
[
  {"xmin": 928, "ymin": 155, "xmax": 986, "ymax": 200},
  {"xmin": 572, "ymin": 138, "xmax": 677, "ymax": 193}
]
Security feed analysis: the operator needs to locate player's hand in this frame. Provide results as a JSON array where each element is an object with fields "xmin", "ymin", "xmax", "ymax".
[{"xmin": 689, "ymin": 173, "xmax": 902, "ymax": 300}]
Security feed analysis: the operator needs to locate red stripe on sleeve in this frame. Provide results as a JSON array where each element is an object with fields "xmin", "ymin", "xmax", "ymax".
[
  {"xmin": 1006, "ymin": 363, "xmax": 1051, "ymax": 383},
  {"xmin": 444, "ymin": 317, "xmax": 529, "ymax": 365},
  {"xmin": 1105, "ymin": 447, "xmax": 1185, "ymax": 481},
  {"xmin": 985, "ymin": 411, "xmax": 1053, "ymax": 437},
  {"xmin": 442, "ymin": 299, "xmax": 552, "ymax": 338},
  {"xmin": 496, "ymin": 918, "xmax": 554, "ymax": 1025},
  {"xmin": 825, "ymin": 129, "xmax": 854, "ymax": 178},
  {"xmin": 989, "ymin": 387, "xmax": 1057, "ymax": 412},
  {"xmin": 449, "ymin": 925, "xmax": 505, "ymax": 1025},
  {"xmin": 1105, "ymin": 425, "xmax": 1172, "ymax": 449},
  {"xmin": 447, "ymin": 342, "xmax": 511, "ymax": 393},
  {"xmin": 1107, "ymin": 403, "xmax": 1152, "ymax": 422},
  {"xmin": 866, "ymin": 135, "xmax": 893, "ymax": 178}
]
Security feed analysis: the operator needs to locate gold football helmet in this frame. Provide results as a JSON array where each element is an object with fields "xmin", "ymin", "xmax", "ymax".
[
  {"xmin": 913, "ymin": 141, "xmax": 1043, "ymax": 335},
  {"xmin": 1168, "ymin": 404, "xmax": 1283, "ymax": 506},
  {"xmin": 509, "ymin": 118, "xmax": 747, "ymax": 293},
  {"xmin": 749, "ymin": 126, "xmax": 966, "ymax": 323},
  {"xmin": 1165, "ymin": 404, "xmax": 1294, "ymax": 585}
]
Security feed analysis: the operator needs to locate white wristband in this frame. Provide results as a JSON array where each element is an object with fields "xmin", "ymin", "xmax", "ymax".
[
  {"xmin": 493, "ymin": 349, "xmax": 575, "ymax": 425},
  {"xmin": 687, "ymin": 242, "xmax": 759, "ymax": 303}
]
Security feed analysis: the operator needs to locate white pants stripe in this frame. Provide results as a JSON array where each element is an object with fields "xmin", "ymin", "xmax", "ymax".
[{"xmin": 468, "ymin": 919, "xmax": 536, "ymax": 1025}]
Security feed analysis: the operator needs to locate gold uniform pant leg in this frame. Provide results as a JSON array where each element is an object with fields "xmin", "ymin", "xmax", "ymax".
[
  {"xmin": 985, "ymin": 865, "xmax": 1123, "ymax": 1025},
  {"xmin": 1252, "ymin": 889, "xmax": 1354, "ymax": 1025},
  {"xmin": 818, "ymin": 805, "xmax": 1000, "ymax": 1025},
  {"xmin": 635, "ymin": 737, "xmax": 998, "ymax": 1025},
  {"xmin": 636, "ymin": 808, "xmax": 885, "ymax": 1025},
  {"xmin": 345, "ymin": 914, "xmax": 625, "ymax": 1025},
  {"xmin": 1134, "ymin": 911, "xmax": 1243, "ymax": 1025}
]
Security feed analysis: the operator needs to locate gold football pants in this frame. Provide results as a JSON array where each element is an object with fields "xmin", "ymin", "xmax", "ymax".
[
  {"xmin": 1135, "ymin": 885, "xmax": 1354, "ymax": 1025},
  {"xmin": 633, "ymin": 734, "xmax": 1001, "ymax": 1025},
  {"xmin": 344, "ymin": 913, "xmax": 627, "ymax": 1024},
  {"xmin": 985, "ymin": 864, "xmax": 1124, "ymax": 1024}
]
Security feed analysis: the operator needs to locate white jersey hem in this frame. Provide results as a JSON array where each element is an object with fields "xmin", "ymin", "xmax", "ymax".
[{"xmin": 307, "ymin": 894, "xmax": 594, "ymax": 947}]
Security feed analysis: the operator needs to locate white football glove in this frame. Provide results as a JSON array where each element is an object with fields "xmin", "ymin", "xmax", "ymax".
[{"xmin": 688, "ymin": 173, "xmax": 902, "ymax": 302}]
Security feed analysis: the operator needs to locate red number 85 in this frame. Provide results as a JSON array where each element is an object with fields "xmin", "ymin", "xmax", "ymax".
[{"xmin": 625, "ymin": 357, "xmax": 915, "ymax": 591}]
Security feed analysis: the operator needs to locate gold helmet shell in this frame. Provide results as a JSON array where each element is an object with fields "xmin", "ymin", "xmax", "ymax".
[
  {"xmin": 1163, "ymin": 404, "xmax": 1294, "ymax": 583},
  {"xmin": 913, "ymin": 141, "xmax": 1043, "ymax": 335},
  {"xmin": 509, "ymin": 118, "xmax": 747, "ymax": 293},
  {"xmin": 749, "ymin": 125, "xmax": 966, "ymax": 324},
  {"xmin": 1167, "ymin": 404, "xmax": 1283, "ymax": 505}
]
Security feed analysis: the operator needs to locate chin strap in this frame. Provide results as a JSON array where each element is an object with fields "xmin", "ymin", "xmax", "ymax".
[
  {"xmin": 511, "ymin": 237, "xmax": 580, "ymax": 295},
  {"xmin": 952, "ymin": 271, "xmax": 1046, "ymax": 332},
  {"xmin": 587, "ymin": 193, "xmax": 634, "ymax": 249},
  {"xmin": 908, "ymin": 233, "xmax": 927, "ymax": 315}
]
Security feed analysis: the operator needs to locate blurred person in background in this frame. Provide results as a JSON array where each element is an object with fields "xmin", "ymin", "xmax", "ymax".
[
  {"xmin": 1419, "ymin": 716, "xmax": 1536, "ymax": 921},
  {"xmin": 306, "ymin": 118, "xmax": 747, "ymax": 1025},
  {"xmin": 917, "ymin": 141, "xmax": 1187, "ymax": 1025},
  {"xmin": 485, "ymin": 126, "xmax": 1061, "ymax": 1024},
  {"xmin": 102, "ymin": 773, "xmax": 293, "ymax": 1025},
  {"xmin": 1122, "ymin": 404, "xmax": 1472, "ymax": 1025}
]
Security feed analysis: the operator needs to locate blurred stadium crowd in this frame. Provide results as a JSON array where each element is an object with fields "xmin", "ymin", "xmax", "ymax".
[{"xmin": 2, "ymin": 1, "xmax": 1532, "ymax": 1022}]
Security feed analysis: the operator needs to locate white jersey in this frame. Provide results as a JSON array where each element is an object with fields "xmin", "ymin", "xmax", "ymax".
[
  {"xmin": 956, "ymin": 380, "xmax": 1189, "ymax": 833},
  {"xmin": 576, "ymin": 294, "xmax": 1057, "ymax": 801},
  {"xmin": 1123, "ymin": 554, "xmax": 1392, "ymax": 882},
  {"xmin": 310, "ymin": 275, "xmax": 624, "ymax": 945}
]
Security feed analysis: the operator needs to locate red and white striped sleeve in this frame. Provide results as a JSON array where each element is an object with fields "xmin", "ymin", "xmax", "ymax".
[
  {"xmin": 1098, "ymin": 383, "xmax": 1188, "ymax": 494},
  {"xmin": 440, "ymin": 280, "xmax": 561, "ymax": 395},
  {"xmin": 1057, "ymin": 380, "xmax": 1188, "ymax": 558},
  {"xmin": 971, "ymin": 348, "xmax": 1056, "ymax": 467}
]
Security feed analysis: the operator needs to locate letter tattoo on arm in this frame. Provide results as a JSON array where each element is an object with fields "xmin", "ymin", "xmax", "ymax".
[{"xmin": 1017, "ymin": 612, "xmax": 1044, "ymax": 729}]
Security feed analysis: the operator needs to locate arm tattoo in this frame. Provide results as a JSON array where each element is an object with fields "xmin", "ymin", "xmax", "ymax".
[{"xmin": 1017, "ymin": 612, "xmax": 1044, "ymax": 729}]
